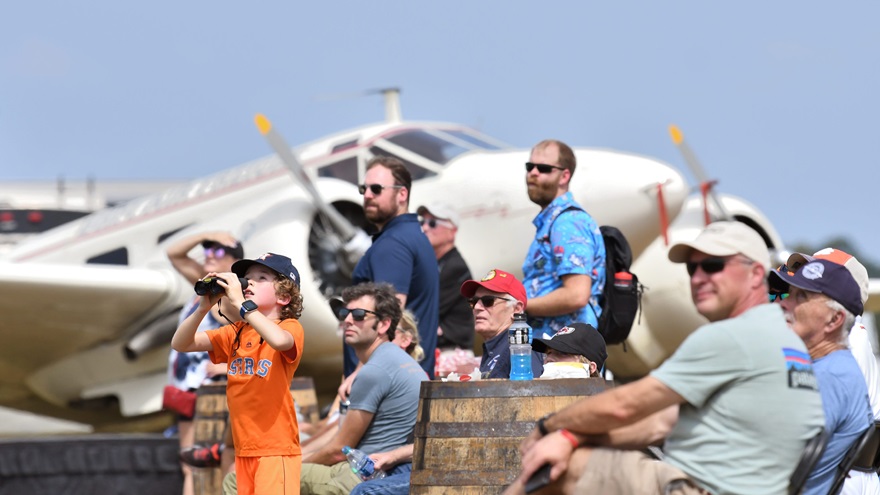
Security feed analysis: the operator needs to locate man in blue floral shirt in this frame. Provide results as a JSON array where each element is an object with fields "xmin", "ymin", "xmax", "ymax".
[{"xmin": 522, "ymin": 139, "xmax": 605, "ymax": 339}]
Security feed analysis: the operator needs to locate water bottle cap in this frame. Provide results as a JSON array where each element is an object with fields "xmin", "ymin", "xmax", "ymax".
[{"xmin": 615, "ymin": 272, "xmax": 633, "ymax": 280}]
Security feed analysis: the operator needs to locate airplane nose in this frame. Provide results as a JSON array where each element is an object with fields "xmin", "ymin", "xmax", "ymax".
[{"xmin": 571, "ymin": 148, "xmax": 689, "ymax": 257}]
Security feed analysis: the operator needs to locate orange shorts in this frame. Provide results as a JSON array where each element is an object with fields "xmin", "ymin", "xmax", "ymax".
[{"xmin": 235, "ymin": 455, "xmax": 301, "ymax": 495}]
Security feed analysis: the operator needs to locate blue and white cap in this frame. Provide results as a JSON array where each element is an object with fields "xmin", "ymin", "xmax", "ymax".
[{"xmin": 232, "ymin": 252, "xmax": 300, "ymax": 287}]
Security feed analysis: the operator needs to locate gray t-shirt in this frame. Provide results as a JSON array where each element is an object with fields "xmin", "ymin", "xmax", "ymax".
[
  {"xmin": 349, "ymin": 342, "xmax": 428, "ymax": 455},
  {"xmin": 651, "ymin": 304, "xmax": 825, "ymax": 495}
]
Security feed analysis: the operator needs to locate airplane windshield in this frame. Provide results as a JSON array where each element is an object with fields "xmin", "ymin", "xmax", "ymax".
[
  {"xmin": 384, "ymin": 130, "xmax": 471, "ymax": 165},
  {"xmin": 441, "ymin": 130, "xmax": 503, "ymax": 150}
]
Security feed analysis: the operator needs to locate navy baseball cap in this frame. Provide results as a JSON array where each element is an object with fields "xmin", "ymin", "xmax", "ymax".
[
  {"xmin": 531, "ymin": 323, "xmax": 607, "ymax": 369},
  {"xmin": 232, "ymin": 253, "xmax": 300, "ymax": 287},
  {"xmin": 769, "ymin": 258, "xmax": 863, "ymax": 316}
]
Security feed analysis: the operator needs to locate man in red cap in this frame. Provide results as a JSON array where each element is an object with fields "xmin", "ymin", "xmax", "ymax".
[{"xmin": 460, "ymin": 269, "xmax": 543, "ymax": 379}]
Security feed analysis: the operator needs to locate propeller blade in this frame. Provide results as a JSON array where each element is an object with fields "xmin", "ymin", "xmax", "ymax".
[
  {"xmin": 668, "ymin": 124, "xmax": 731, "ymax": 221},
  {"xmin": 254, "ymin": 113, "xmax": 361, "ymax": 243}
]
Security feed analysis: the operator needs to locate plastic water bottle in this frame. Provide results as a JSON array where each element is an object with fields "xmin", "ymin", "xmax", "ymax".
[
  {"xmin": 342, "ymin": 446, "xmax": 386, "ymax": 481},
  {"xmin": 613, "ymin": 272, "xmax": 633, "ymax": 290},
  {"xmin": 508, "ymin": 313, "xmax": 533, "ymax": 381}
]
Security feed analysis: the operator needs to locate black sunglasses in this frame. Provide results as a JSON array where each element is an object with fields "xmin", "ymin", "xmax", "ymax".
[
  {"xmin": 419, "ymin": 218, "xmax": 452, "ymax": 229},
  {"xmin": 685, "ymin": 257, "xmax": 752, "ymax": 277},
  {"xmin": 358, "ymin": 183, "xmax": 403, "ymax": 195},
  {"xmin": 335, "ymin": 307, "xmax": 380, "ymax": 322},
  {"xmin": 467, "ymin": 295, "xmax": 513, "ymax": 308},
  {"xmin": 525, "ymin": 162, "xmax": 566, "ymax": 174}
]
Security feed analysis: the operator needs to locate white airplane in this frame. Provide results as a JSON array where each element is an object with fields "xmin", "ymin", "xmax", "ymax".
[{"xmin": 1, "ymin": 90, "xmax": 830, "ymax": 429}]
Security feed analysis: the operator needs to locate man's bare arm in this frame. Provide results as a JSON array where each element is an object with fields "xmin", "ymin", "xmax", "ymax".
[
  {"xmin": 524, "ymin": 274, "xmax": 590, "ymax": 317},
  {"xmin": 583, "ymin": 405, "xmax": 679, "ymax": 449},
  {"xmin": 303, "ymin": 409, "xmax": 373, "ymax": 466}
]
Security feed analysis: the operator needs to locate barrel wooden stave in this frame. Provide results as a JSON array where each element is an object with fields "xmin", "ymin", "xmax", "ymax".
[{"xmin": 411, "ymin": 378, "xmax": 610, "ymax": 495}]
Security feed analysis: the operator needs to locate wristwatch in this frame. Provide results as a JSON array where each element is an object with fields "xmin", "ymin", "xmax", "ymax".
[
  {"xmin": 536, "ymin": 413, "xmax": 554, "ymax": 436},
  {"xmin": 240, "ymin": 300, "xmax": 258, "ymax": 319}
]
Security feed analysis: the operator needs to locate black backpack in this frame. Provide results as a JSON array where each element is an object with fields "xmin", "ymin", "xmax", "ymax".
[
  {"xmin": 595, "ymin": 225, "xmax": 643, "ymax": 346},
  {"xmin": 546, "ymin": 209, "xmax": 643, "ymax": 346}
]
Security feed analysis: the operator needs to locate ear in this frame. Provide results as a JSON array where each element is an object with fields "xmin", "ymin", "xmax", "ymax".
[
  {"xmin": 515, "ymin": 300, "xmax": 525, "ymax": 314},
  {"xmin": 377, "ymin": 317, "xmax": 393, "ymax": 337},
  {"xmin": 826, "ymin": 309, "xmax": 845, "ymax": 334},
  {"xmin": 589, "ymin": 361, "xmax": 598, "ymax": 375},
  {"xmin": 559, "ymin": 169, "xmax": 572, "ymax": 188},
  {"xmin": 276, "ymin": 293, "xmax": 291, "ymax": 306},
  {"xmin": 750, "ymin": 263, "xmax": 767, "ymax": 289},
  {"xmin": 398, "ymin": 186, "xmax": 409, "ymax": 206}
]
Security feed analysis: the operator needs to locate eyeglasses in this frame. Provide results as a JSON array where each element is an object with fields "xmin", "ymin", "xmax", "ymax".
[
  {"xmin": 685, "ymin": 257, "xmax": 753, "ymax": 277},
  {"xmin": 358, "ymin": 183, "xmax": 404, "ymax": 195},
  {"xmin": 419, "ymin": 218, "xmax": 453, "ymax": 229},
  {"xmin": 335, "ymin": 307, "xmax": 380, "ymax": 322},
  {"xmin": 769, "ymin": 292, "xmax": 789, "ymax": 303},
  {"xmin": 525, "ymin": 162, "xmax": 566, "ymax": 174},
  {"xmin": 204, "ymin": 247, "xmax": 227, "ymax": 258},
  {"xmin": 467, "ymin": 295, "xmax": 514, "ymax": 308}
]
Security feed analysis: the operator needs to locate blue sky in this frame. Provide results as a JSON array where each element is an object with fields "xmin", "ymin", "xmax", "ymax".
[{"xmin": 2, "ymin": 2, "xmax": 879, "ymax": 259}]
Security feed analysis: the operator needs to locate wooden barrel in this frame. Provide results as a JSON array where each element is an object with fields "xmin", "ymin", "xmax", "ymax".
[
  {"xmin": 410, "ymin": 377, "xmax": 610, "ymax": 495},
  {"xmin": 290, "ymin": 376, "xmax": 320, "ymax": 425},
  {"xmin": 192, "ymin": 381, "xmax": 228, "ymax": 495},
  {"xmin": 190, "ymin": 377, "xmax": 318, "ymax": 494}
]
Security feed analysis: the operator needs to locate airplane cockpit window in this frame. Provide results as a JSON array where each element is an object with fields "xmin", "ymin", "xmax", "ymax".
[
  {"xmin": 384, "ymin": 130, "xmax": 470, "ymax": 165},
  {"xmin": 368, "ymin": 147, "xmax": 436, "ymax": 181},
  {"xmin": 87, "ymin": 247, "xmax": 128, "ymax": 265},
  {"xmin": 441, "ymin": 130, "xmax": 503, "ymax": 150},
  {"xmin": 317, "ymin": 156, "xmax": 358, "ymax": 185}
]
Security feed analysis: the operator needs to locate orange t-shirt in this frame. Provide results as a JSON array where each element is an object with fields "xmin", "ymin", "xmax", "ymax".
[{"xmin": 206, "ymin": 318, "xmax": 304, "ymax": 457}]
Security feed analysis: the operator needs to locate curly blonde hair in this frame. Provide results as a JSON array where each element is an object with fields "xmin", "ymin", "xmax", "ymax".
[
  {"xmin": 397, "ymin": 310, "xmax": 425, "ymax": 362},
  {"xmin": 275, "ymin": 276, "xmax": 303, "ymax": 319}
]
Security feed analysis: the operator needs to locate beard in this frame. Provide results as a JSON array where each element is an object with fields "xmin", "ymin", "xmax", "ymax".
[{"xmin": 527, "ymin": 181, "xmax": 558, "ymax": 208}]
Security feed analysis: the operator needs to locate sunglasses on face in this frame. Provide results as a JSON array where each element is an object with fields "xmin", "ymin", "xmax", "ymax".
[
  {"xmin": 419, "ymin": 218, "xmax": 452, "ymax": 229},
  {"xmin": 685, "ymin": 257, "xmax": 752, "ymax": 277},
  {"xmin": 525, "ymin": 162, "xmax": 566, "ymax": 174},
  {"xmin": 467, "ymin": 295, "xmax": 513, "ymax": 308},
  {"xmin": 335, "ymin": 307, "xmax": 380, "ymax": 322},
  {"xmin": 358, "ymin": 183, "xmax": 404, "ymax": 195},
  {"xmin": 204, "ymin": 247, "xmax": 227, "ymax": 258},
  {"xmin": 769, "ymin": 292, "xmax": 789, "ymax": 303}
]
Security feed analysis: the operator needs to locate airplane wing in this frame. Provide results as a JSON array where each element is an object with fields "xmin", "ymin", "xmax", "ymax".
[{"xmin": 0, "ymin": 262, "xmax": 179, "ymax": 376}]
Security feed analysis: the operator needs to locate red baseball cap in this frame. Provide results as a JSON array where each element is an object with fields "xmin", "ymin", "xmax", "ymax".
[{"xmin": 460, "ymin": 269, "xmax": 527, "ymax": 308}]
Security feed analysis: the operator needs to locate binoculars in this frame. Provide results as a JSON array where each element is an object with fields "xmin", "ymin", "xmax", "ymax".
[{"xmin": 194, "ymin": 276, "xmax": 249, "ymax": 296}]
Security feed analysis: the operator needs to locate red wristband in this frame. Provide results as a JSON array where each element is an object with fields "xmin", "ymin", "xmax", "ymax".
[{"xmin": 558, "ymin": 428, "xmax": 580, "ymax": 448}]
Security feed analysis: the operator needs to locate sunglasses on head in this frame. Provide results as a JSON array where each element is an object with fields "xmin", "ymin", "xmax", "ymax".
[
  {"xmin": 419, "ymin": 218, "xmax": 452, "ymax": 229},
  {"xmin": 525, "ymin": 162, "xmax": 566, "ymax": 174},
  {"xmin": 204, "ymin": 246, "xmax": 227, "ymax": 258},
  {"xmin": 467, "ymin": 295, "xmax": 513, "ymax": 308},
  {"xmin": 685, "ymin": 257, "xmax": 752, "ymax": 277},
  {"xmin": 358, "ymin": 183, "xmax": 404, "ymax": 195},
  {"xmin": 335, "ymin": 307, "xmax": 380, "ymax": 322}
]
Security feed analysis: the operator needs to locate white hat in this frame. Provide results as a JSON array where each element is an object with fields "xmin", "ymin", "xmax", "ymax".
[
  {"xmin": 787, "ymin": 248, "xmax": 869, "ymax": 305},
  {"xmin": 416, "ymin": 202, "xmax": 460, "ymax": 227},
  {"xmin": 668, "ymin": 221, "xmax": 770, "ymax": 270}
]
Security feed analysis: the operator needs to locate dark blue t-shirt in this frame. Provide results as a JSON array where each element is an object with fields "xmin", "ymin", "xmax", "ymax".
[
  {"xmin": 349, "ymin": 213, "xmax": 439, "ymax": 376},
  {"xmin": 480, "ymin": 329, "xmax": 544, "ymax": 379}
]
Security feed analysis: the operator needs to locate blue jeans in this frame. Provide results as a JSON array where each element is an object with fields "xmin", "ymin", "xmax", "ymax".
[{"xmin": 350, "ymin": 462, "xmax": 412, "ymax": 495}]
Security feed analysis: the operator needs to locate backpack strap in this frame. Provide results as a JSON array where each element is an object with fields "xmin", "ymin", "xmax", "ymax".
[{"xmin": 541, "ymin": 205, "xmax": 584, "ymax": 244}]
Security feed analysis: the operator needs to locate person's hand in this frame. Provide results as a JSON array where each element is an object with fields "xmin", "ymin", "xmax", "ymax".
[
  {"xmin": 514, "ymin": 432, "xmax": 575, "ymax": 488},
  {"xmin": 215, "ymin": 272, "xmax": 245, "ymax": 307},
  {"xmin": 202, "ymin": 231, "xmax": 239, "ymax": 248},
  {"xmin": 370, "ymin": 451, "xmax": 396, "ymax": 471},
  {"xmin": 197, "ymin": 272, "xmax": 225, "ymax": 309},
  {"xmin": 518, "ymin": 427, "xmax": 542, "ymax": 456}
]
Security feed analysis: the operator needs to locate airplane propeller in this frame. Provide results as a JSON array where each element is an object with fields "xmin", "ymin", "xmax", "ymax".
[
  {"xmin": 668, "ymin": 124, "xmax": 732, "ymax": 223},
  {"xmin": 254, "ymin": 114, "xmax": 371, "ymax": 275}
]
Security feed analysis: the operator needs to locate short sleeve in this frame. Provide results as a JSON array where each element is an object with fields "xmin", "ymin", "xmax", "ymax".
[
  {"xmin": 349, "ymin": 364, "xmax": 391, "ymax": 414},
  {"xmin": 549, "ymin": 211, "xmax": 596, "ymax": 278}
]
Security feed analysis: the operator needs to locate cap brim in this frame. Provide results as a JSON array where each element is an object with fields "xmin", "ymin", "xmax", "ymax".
[{"xmin": 231, "ymin": 259, "xmax": 257, "ymax": 277}]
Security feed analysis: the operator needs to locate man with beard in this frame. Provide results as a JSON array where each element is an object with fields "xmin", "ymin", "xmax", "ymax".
[
  {"xmin": 348, "ymin": 156, "xmax": 440, "ymax": 377},
  {"xmin": 522, "ymin": 140, "xmax": 605, "ymax": 339}
]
